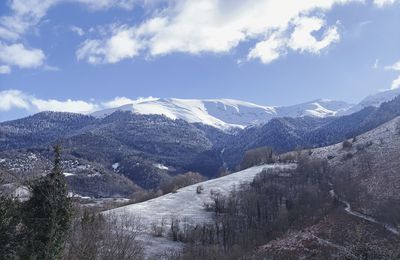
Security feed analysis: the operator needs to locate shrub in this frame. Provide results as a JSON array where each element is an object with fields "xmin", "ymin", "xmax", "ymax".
[
  {"xmin": 342, "ymin": 140, "xmax": 352, "ymax": 149},
  {"xmin": 160, "ymin": 172, "xmax": 206, "ymax": 194},
  {"xmin": 196, "ymin": 185, "xmax": 204, "ymax": 194},
  {"xmin": 240, "ymin": 147, "xmax": 275, "ymax": 169}
]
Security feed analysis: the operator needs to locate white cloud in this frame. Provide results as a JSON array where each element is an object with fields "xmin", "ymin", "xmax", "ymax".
[
  {"xmin": 0, "ymin": 90, "xmax": 31, "ymax": 111},
  {"xmin": 31, "ymin": 98, "xmax": 98, "ymax": 113},
  {"xmin": 0, "ymin": 42, "xmax": 45, "ymax": 68},
  {"xmin": 78, "ymin": 0, "xmax": 356, "ymax": 64},
  {"xmin": 0, "ymin": 89, "xmax": 158, "ymax": 114},
  {"xmin": 384, "ymin": 60, "xmax": 400, "ymax": 89},
  {"xmin": 391, "ymin": 75, "xmax": 400, "ymax": 89},
  {"xmin": 70, "ymin": 25, "xmax": 85, "ymax": 36},
  {"xmin": 72, "ymin": 0, "xmax": 135, "ymax": 11},
  {"xmin": 0, "ymin": 65, "xmax": 11, "ymax": 74},
  {"xmin": 0, "ymin": 89, "xmax": 98, "ymax": 113},
  {"xmin": 0, "ymin": 0, "xmax": 137, "ymax": 72},
  {"xmin": 77, "ymin": 27, "xmax": 143, "ymax": 64},
  {"xmin": 247, "ymin": 33, "xmax": 286, "ymax": 64},
  {"xmin": 288, "ymin": 16, "xmax": 340, "ymax": 54},
  {"xmin": 385, "ymin": 61, "xmax": 400, "ymax": 71},
  {"xmin": 374, "ymin": 0, "xmax": 400, "ymax": 7}
]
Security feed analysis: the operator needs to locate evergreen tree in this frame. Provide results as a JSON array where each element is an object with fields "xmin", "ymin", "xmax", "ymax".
[
  {"xmin": 0, "ymin": 177, "xmax": 20, "ymax": 259},
  {"xmin": 20, "ymin": 145, "xmax": 71, "ymax": 259}
]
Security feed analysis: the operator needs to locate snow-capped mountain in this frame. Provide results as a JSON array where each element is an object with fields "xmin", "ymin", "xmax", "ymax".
[
  {"xmin": 91, "ymin": 98, "xmax": 353, "ymax": 130},
  {"xmin": 343, "ymin": 88, "xmax": 400, "ymax": 115}
]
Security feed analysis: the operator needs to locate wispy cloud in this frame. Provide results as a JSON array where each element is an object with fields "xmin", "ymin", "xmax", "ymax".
[
  {"xmin": 0, "ymin": 65, "xmax": 11, "ymax": 74},
  {"xmin": 374, "ymin": 0, "xmax": 400, "ymax": 7},
  {"xmin": 70, "ymin": 25, "xmax": 85, "ymax": 36},
  {"xmin": 0, "ymin": 89, "xmax": 156, "ymax": 114}
]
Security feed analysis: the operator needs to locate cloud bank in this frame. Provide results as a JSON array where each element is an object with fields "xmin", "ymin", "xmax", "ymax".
[{"xmin": 0, "ymin": 89, "xmax": 157, "ymax": 116}]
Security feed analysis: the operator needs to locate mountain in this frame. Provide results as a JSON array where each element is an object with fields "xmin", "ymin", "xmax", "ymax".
[
  {"xmin": 2, "ymin": 91, "xmax": 400, "ymax": 198},
  {"xmin": 343, "ymin": 88, "xmax": 400, "ymax": 115},
  {"xmin": 91, "ymin": 98, "xmax": 352, "ymax": 130},
  {"xmin": 0, "ymin": 111, "xmax": 230, "ymax": 194},
  {"xmin": 221, "ymin": 95, "xmax": 400, "ymax": 168}
]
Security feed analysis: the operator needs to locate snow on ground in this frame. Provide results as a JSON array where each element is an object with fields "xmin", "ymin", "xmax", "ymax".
[
  {"xmin": 112, "ymin": 162, "xmax": 120, "ymax": 171},
  {"xmin": 14, "ymin": 186, "xmax": 30, "ymax": 201},
  {"xmin": 310, "ymin": 115, "xmax": 400, "ymax": 164},
  {"xmin": 104, "ymin": 163, "xmax": 296, "ymax": 258},
  {"xmin": 153, "ymin": 163, "xmax": 169, "ymax": 170},
  {"xmin": 63, "ymin": 172, "xmax": 75, "ymax": 177}
]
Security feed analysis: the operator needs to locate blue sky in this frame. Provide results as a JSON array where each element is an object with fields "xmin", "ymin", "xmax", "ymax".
[{"xmin": 1, "ymin": 0, "xmax": 400, "ymax": 121}]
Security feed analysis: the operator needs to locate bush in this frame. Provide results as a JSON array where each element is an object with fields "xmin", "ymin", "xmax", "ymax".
[
  {"xmin": 240, "ymin": 147, "xmax": 275, "ymax": 169},
  {"xmin": 160, "ymin": 172, "xmax": 206, "ymax": 194},
  {"xmin": 196, "ymin": 185, "xmax": 204, "ymax": 194},
  {"xmin": 64, "ymin": 211, "xmax": 144, "ymax": 260},
  {"xmin": 342, "ymin": 140, "xmax": 352, "ymax": 149}
]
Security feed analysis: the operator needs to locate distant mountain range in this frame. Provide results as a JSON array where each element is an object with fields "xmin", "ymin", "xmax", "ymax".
[
  {"xmin": 90, "ymin": 88, "xmax": 400, "ymax": 130},
  {"xmin": 1, "ymin": 88, "xmax": 400, "ymax": 198},
  {"xmin": 91, "ymin": 98, "xmax": 352, "ymax": 130}
]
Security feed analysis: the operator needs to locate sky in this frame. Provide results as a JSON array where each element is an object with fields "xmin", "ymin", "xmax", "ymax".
[{"xmin": 1, "ymin": 0, "xmax": 400, "ymax": 122}]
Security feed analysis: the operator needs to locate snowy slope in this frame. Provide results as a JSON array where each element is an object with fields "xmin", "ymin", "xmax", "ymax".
[
  {"xmin": 342, "ymin": 88, "xmax": 400, "ymax": 115},
  {"xmin": 277, "ymin": 99, "xmax": 352, "ymax": 118},
  {"xmin": 104, "ymin": 163, "xmax": 296, "ymax": 257},
  {"xmin": 92, "ymin": 98, "xmax": 351, "ymax": 130}
]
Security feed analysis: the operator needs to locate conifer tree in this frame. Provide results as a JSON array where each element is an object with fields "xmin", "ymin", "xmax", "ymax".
[
  {"xmin": 20, "ymin": 145, "xmax": 71, "ymax": 259},
  {"xmin": 0, "ymin": 176, "xmax": 20, "ymax": 259}
]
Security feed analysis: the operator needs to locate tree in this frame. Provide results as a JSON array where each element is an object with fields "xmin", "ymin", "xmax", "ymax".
[
  {"xmin": 0, "ymin": 176, "xmax": 20, "ymax": 259},
  {"xmin": 20, "ymin": 145, "xmax": 72, "ymax": 260}
]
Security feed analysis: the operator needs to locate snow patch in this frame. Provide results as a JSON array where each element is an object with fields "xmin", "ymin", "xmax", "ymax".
[
  {"xmin": 153, "ymin": 163, "xmax": 169, "ymax": 170},
  {"xmin": 112, "ymin": 163, "xmax": 120, "ymax": 170}
]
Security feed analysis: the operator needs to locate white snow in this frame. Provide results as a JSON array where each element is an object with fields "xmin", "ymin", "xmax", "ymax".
[
  {"xmin": 91, "ymin": 98, "xmax": 351, "ymax": 130},
  {"xmin": 14, "ymin": 186, "xmax": 30, "ymax": 201},
  {"xmin": 153, "ymin": 163, "xmax": 169, "ymax": 170},
  {"xmin": 104, "ymin": 163, "xmax": 296, "ymax": 257},
  {"xmin": 112, "ymin": 163, "xmax": 120, "ymax": 170},
  {"xmin": 63, "ymin": 172, "xmax": 75, "ymax": 177},
  {"xmin": 342, "ymin": 88, "xmax": 400, "ymax": 115}
]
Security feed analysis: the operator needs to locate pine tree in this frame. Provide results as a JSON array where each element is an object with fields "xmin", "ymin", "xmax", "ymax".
[
  {"xmin": 0, "ymin": 177, "xmax": 20, "ymax": 259},
  {"xmin": 20, "ymin": 145, "xmax": 72, "ymax": 259}
]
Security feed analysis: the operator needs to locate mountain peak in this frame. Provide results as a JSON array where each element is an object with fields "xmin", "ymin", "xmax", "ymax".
[{"xmin": 91, "ymin": 98, "xmax": 351, "ymax": 130}]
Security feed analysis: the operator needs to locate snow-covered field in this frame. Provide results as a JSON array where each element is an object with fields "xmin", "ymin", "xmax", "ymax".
[{"xmin": 104, "ymin": 163, "xmax": 296, "ymax": 258}]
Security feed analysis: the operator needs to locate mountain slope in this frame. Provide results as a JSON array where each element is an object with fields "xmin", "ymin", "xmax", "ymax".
[
  {"xmin": 222, "ymin": 95, "xmax": 400, "ymax": 168},
  {"xmin": 105, "ymin": 163, "xmax": 295, "ymax": 257},
  {"xmin": 343, "ymin": 88, "xmax": 400, "ymax": 115}
]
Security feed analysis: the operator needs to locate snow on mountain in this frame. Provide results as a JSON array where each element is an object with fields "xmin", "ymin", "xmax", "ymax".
[
  {"xmin": 343, "ymin": 88, "xmax": 400, "ymax": 115},
  {"xmin": 104, "ymin": 163, "xmax": 296, "ymax": 257},
  {"xmin": 277, "ymin": 99, "xmax": 353, "ymax": 118},
  {"xmin": 91, "ymin": 98, "xmax": 351, "ymax": 130}
]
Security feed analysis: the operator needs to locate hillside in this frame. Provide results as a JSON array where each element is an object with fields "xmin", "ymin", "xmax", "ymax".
[
  {"xmin": 310, "ymin": 116, "xmax": 400, "ymax": 226},
  {"xmin": 104, "ymin": 163, "xmax": 296, "ymax": 258},
  {"xmin": 252, "ymin": 116, "xmax": 400, "ymax": 259}
]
